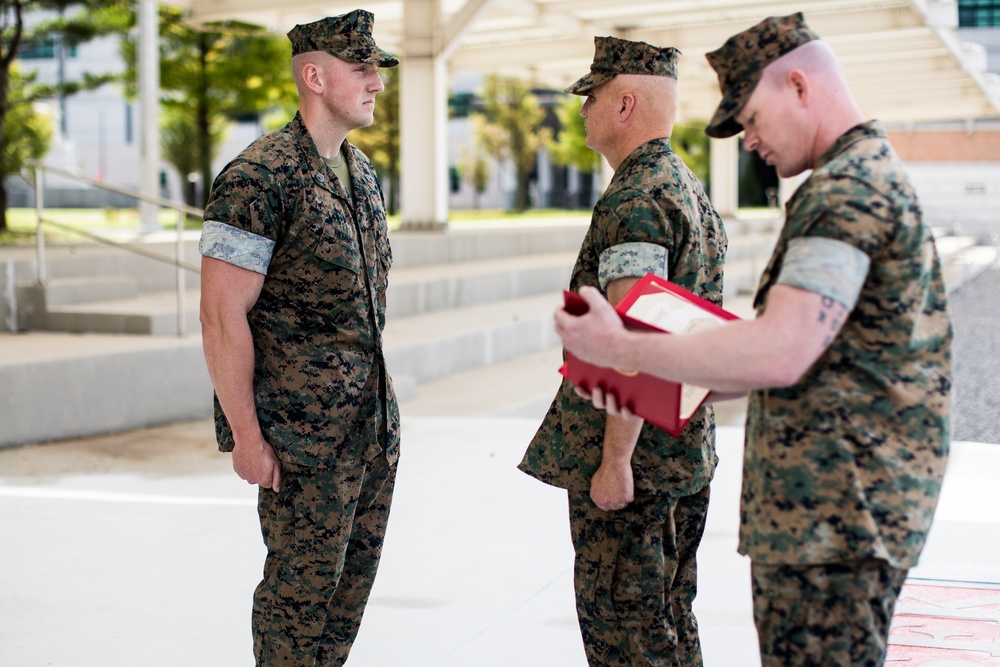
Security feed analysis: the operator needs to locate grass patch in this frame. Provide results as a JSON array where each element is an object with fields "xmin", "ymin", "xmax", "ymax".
[
  {"xmin": 1, "ymin": 208, "xmax": 202, "ymax": 246},
  {"xmin": 448, "ymin": 208, "xmax": 592, "ymax": 220},
  {"xmin": 1, "ymin": 206, "xmax": 594, "ymax": 244},
  {"xmin": 386, "ymin": 208, "xmax": 592, "ymax": 230}
]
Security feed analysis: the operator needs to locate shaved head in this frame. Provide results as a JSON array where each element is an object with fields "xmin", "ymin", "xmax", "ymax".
[
  {"xmin": 759, "ymin": 40, "xmax": 845, "ymax": 94},
  {"xmin": 614, "ymin": 73, "xmax": 679, "ymax": 127}
]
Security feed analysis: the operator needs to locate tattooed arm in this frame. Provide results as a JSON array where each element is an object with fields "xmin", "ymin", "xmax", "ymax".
[{"xmin": 556, "ymin": 283, "xmax": 850, "ymax": 394}]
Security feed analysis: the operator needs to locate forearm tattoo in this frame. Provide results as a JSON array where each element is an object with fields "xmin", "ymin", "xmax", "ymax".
[{"xmin": 818, "ymin": 296, "xmax": 847, "ymax": 348}]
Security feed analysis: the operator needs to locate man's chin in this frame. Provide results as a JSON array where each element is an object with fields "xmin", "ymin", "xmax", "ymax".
[{"xmin": 776, "ymin": 163, "xmax": 805, "ymax": 179}]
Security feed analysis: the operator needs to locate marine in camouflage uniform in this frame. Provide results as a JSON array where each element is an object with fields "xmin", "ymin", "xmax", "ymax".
[
  {"xmin": 702, "ymin": 14, "xmax": 952, "ymax": 667},
  {"xmin": 198, "ymin": 10, "xmax": 399, "ymax": 666},
  {"xmin": 519, "ymin": 36, "xmax": 727, "ymax": 667}
]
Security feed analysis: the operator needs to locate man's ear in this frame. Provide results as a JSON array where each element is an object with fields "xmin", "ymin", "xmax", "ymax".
[
  {"xmin": 301, "ymin": 62, "xmax": 325, "ymax": 95},
  {"xmin": 619, "ymin": 93, "xmax": 636, "ymax": 120},
  {"xmin": 788, "ymin": 69, "xmax": 810, "ymax": 106}
]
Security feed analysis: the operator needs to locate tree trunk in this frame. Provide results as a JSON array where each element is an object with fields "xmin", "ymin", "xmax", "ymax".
[
  {"xmin": 516, "ymin": 170, "xmax": 530, "ymax": 212},
  {"xmin": 0, "ymin": 53, "xmax": 10, "ymax": 233},
  {"xmin": 387, "ymin": 150, "xmax": 398, "ymax": 216},
  {"xmin": 388, "ymin": 172, "xmax": 398, "ymax": 216},
  {"xmin": 0, "ymin": 179, "xmax": 8, "ymax": 233},
  {"xmin": 197, "ymin": 34, "xmax": 211, "ymax": 209},
  {"xmin": 184, "ymin": 178, "xmax": 196, "ymax": 208}
]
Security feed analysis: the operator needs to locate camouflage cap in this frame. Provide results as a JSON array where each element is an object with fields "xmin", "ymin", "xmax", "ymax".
[
  {"xmin": 704, "ymin": 12, "xmax": 820, "ymax": 138},
  {"xmin": 287, "ymin": 9, "xmax": 399, "ymax": 67},
  {"xmin": 566, "ymin": 36, "xmax": 680, "ymax": 95}
]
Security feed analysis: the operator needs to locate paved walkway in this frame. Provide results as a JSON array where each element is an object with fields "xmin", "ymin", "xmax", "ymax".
[
  {"xmin": 950, "ymin": 262, "xmax": 1000, "ymax": 444},
  {"xmin": 1, "ymin": 417, "xmax": 998, "ymax": 666}
]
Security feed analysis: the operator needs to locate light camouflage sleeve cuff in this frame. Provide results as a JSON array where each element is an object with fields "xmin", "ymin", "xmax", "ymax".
[
  {"xmin": 776, "ymin": 237, "xmax": 871, "ymax": 310},
  {"xmin": 198, "ymin": 220, "xmax": 275, "ymax": 275},
  {"xmin": 599, "ymin": 242, "xmax": 668, "ymax": 290}
]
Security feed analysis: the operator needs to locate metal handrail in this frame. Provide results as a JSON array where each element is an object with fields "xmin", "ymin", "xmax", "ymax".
[{"xmin": 26, "ymin": 161, "xmax": 203, "ymax": 337}]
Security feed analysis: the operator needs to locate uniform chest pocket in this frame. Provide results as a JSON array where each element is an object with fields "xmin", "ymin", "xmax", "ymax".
[{"xmin": 308, "ymin": 219, "xmax": 361, "ymax": 275}]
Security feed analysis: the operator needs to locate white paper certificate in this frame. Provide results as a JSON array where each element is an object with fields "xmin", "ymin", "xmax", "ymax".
[
  {"xmin": 626, "ymin": 292, "xmax": 728, "ymax": 335},
  {"xmin": 626, "ymin": 291, "xmax": 722, "ymax": 419}
]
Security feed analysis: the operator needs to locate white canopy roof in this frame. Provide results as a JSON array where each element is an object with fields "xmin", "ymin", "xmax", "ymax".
[
  {"xmin": 147, "ymin": 0, "xmax": 999, "ymax": 225},
  {"xmin": 169, "ymin": 0, "xmax": 1000, "ymax": 124}
]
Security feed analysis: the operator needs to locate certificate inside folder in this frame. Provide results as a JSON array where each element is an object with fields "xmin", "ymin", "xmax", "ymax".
[{"xmin": 560, "ymin": 273, "xmax": 739, "ymax": 436}]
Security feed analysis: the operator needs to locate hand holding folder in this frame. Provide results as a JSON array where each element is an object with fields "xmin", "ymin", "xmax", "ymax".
[{"xmin": 560, "ymin": 274, "xmax": 740, "ymax": 435}]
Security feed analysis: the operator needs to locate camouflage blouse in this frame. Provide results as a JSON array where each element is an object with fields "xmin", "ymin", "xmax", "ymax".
[
  {"xmin": 200, "ymin": 112, "xmax": 399, "ymax": 470},
  {"xmin": 741, "ymin": 121, "xmax": 953, "ymax": 568},
  {"xmin": 519, "ymin": 138, "xmax": 727, "ymax": 496}
]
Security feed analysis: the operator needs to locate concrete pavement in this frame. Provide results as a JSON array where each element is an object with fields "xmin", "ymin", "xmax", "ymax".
[{"xmin": 1, "ymin": 415, "xmax": 998, "ymax": 666}]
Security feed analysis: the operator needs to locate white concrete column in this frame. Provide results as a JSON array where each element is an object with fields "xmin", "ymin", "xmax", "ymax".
[
  {"xmin": 709, "ymin": 136, "xmax": 740, "ymax": 218},
  {"xmin": 778, "ymin": 172, "xmax": 808, "ymax": 208},
  {"xmin": 138, "ymin": 0, "xmax": 160, "ymax": 232},
  {"xmin": 400, "ymin": 0, "xmax": 449, "ymax": 229},
  {"xmin": 599, "ymin": 157, "xmax": 613, "ymax": 193}
]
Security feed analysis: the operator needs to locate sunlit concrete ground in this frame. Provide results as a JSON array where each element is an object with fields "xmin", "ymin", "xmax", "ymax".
[{"xmin": 1, "ymin": 415, "xmax": 998, "ymax": 667}]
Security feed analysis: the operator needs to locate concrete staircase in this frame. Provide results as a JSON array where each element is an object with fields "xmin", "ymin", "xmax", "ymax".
[
  {"xmin": 0, "ymin": 223, "xmax": 587, "ymax": 447},
  {"xmin": 1, "ymin": 218, "xmax": 995, "ymax": 448}
]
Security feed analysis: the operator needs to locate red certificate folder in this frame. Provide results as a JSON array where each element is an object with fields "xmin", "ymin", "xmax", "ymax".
[{"xmin": 560, "ymin": 273, "xmax": 740, "ymax": 436}]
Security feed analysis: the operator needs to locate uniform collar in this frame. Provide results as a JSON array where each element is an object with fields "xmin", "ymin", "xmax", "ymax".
[
  {"xmin": 814, "ymin": 120, "xmax": 885, "ymax": 171},
  {"xmin": 289, "ymin": 111, "xmax": 353, "ymax": 200},
  {"xmin": 617, "ymin": 137, "xmax": 674, "ymax": 173}
]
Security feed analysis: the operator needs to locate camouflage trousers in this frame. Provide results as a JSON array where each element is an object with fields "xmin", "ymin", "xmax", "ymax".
[
  {"xmin": 751, "ymin": 559, "xmax": 908, "ymax": 667},
  {"xmin": 568, "ymin": 483, "xmax": 711, "ymax": 667},
  {"xmin": 253, "ymin": 454, "xmax": 396, "ymax": 667}
]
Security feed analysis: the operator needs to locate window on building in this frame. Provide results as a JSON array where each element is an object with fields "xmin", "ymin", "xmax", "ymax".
[
  {"xmin": 448, "ymin": 93, "xmax": 476, "ymax": 118},
  {"xmin": 959, "ymin": 0, "xmax": 1000, "ymax": 27},
  {"xmin": 19, "ymin": 37, "xmax": 77, "ymax": 60}
]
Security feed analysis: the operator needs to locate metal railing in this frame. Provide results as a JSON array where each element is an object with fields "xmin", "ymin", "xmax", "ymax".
[{"xmin": 27, "ymin": 161, "xmax": 203, "ymax": 337}]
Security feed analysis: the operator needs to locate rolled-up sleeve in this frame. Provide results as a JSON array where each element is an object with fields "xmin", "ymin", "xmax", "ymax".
[
  {"xmin": 199, "ymin": 221, "xmax": 275, "ymax": 275},
  {"xmin": 776, "ymin": 236, "xmax": 871, "ymax": 310},
  {"xmin": 598, "ymin": 242, "xmax": 669, "ymax": 290}
]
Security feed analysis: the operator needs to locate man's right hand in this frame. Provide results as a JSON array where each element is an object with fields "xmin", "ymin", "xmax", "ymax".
[{"xmin": 232, "ymin": 433, "xmax": 282, "ymax": 491}]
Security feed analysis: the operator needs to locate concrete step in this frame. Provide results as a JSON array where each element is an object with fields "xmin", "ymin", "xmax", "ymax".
[
  {"xmin": 19, "ymin": 275, "xmax": 138, "ymax": 307},
  {"xmin": 22, "ymin": 228, "xmax": 978, "ymax": 339},
  {"xmin": 43, "ymin": 289, "xmax": 200, "ymax": 336},
  {"xmin": 24, "ymin": 252, "xmax": 576, "ymax": 336},
  {"xmin": 383, "ymin": 291, "xmax": 562, "ymax": 385},
  {"xmin": 387, "ymin": 251, "xmax": 575, "ymax": 319},
  {"xmin": 0, "ymin": 332, "xmax": 213, "ymax": 448},
  {"xmin": 389, "ymin": 221, "xmax": 588, "ymax": 268}
]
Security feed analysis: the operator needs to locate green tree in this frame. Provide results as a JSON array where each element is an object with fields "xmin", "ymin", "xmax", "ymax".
[
  {"xmin": 549, "ymin": 95, "xmax": 600, "ymax": 174},
  {"xmin": 1, "ymin": 65, "xmax": 52, "ymax": 212},
  {"xmin": 123, "ymin": 7, "xmax": 297, "ymax": 207},
  {"xmin": 160, "ymin": 102, "xmax": 226, "ymax": 207},
  {"xmin": 350, "ymin": 66, "xmax": 399, "ymax": 214},
  {"xmin": 671, "ymin": 120, "xmax": 710, "ymax": 186},
  {"xmin": 472, "ymin": 75, "xmax": 552, "ymax": 212},
  {"xmin": 457, "ymin": 144, "xmax": 490, "ymax": 209},
  {"xmin": 0, "ymin": 0, "xmax": 127, "ymax": 231}
]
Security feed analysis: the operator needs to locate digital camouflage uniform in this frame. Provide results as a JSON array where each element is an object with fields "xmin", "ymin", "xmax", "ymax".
[
  {"xmin": 706, "ymin": 14, "xmax": 953, "ymax": 667},
  {"xmin": 198, "ymin": 10, "xmax": 399, "ymax": 667},
  {"xmin": 519, "ymin": 36, "xmax": 727, "ymax": 667}
]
